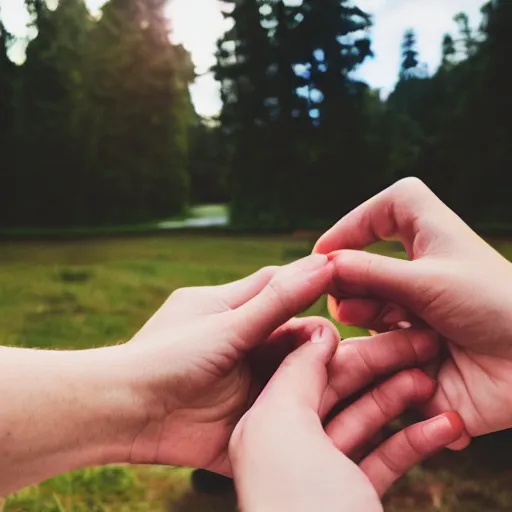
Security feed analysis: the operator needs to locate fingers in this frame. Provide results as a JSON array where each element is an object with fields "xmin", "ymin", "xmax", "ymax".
[
  {"xmin": 314, "ymin": 177, "xmax": 459, "ymax": 259},
  {"xmin": 328, "ymin": 250, "xmax": 434, "ymax": 316},
  {"xmin": 325, "ymin": 369, "xmax": 436, "ymax": 455},
  {"xmin": 212, "ymin": 266, "xmax": 279, "ymax": 309},
  {"xmin": 418, "ymin": 365, "xmax": 472, "ymax": 451},
  {"xmin": 252, "ymin": 327, "xmax": 338, "ymax": 412},
  {"xmin": 229, "ymin": 254, "xmax": 332, "ymax": 349},
  {"xmin": 359, "ymin": 411, "xmax": 464, "ymax": 497},
  {"xmin": 320, "ymin": 330, "xmax": 440, "ymax": 417},
  {"xmin": 329, "ymin": 296, "xmax": 419, "ymax": 333},
  {"xmin": 250, "ymin": 317, "xmax": 340, "ymax": 387}
]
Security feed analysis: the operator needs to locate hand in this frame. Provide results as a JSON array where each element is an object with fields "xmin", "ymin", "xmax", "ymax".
[
  {"xmin": 122, "ymin": 254, "xmax": 336, "ymax": 475},
  {"xmin": 314, "ymin": 177, "xmax": 512, "ymax": 443},
  {"xmin": 230, "ymin": 327, "xmax": 463, "ymax": 512}
]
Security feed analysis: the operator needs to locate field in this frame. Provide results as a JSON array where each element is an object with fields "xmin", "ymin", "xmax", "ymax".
[{"xmin": 2, "ymin": 233, "xmax": 512, "ymax": 511}]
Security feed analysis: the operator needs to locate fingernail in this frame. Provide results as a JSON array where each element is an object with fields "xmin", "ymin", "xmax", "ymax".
[
  {"xmin": 422, "ymin": 415, "xmax": 452, "ymax": 441},
  {"xmin": 311, "ymin": 327, "xmax": 325, "ymax": 344},
  {"xmin": 297, "ymin": 254, "xmax": 329, "ymax": 272}
]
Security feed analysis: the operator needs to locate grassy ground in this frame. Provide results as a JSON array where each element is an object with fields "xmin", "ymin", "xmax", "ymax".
[{"xmin": 1, "ymin": 234, "xmax": 512, "ymax": 511}]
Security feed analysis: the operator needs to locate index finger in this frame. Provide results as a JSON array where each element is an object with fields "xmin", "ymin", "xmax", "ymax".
[
  {"xmin": 314, "ymin": 178, "xmax": 462, "ymax": 259},
  {"xmin": 228, "ymin": 254, "xmax": 333, "ymax": 349}
]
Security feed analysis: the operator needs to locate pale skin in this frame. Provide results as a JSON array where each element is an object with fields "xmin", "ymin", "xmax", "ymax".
[
  {"xmin": 230, "ymin": 326, "xmax": 464, "ymax": 512},
  {"xmin": 1, "ymin": 253, "xmax": 457, "ymax": 500},
  {"xmin": 4, "ymin": 177, "xmax": 512, "ymax": 507},
  {"xmin": 315, "ymin": 177, "xmax": 512, "ymax": 446}
]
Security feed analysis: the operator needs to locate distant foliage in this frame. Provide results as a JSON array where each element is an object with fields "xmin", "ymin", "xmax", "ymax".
[
  {"xmin": 215, "ymin": 0, "xmax": 376, "ymax": 230},
  {"xmin": 389, "ymin": 1, "xmax": 512, "ymax": 225},
  {"xmin": 0, "ymin": 0, "xmax": 197, "ymax": 227},
  {"xmin": 1, "ymin": 0, "xmax": 511, "ymax": 229}
]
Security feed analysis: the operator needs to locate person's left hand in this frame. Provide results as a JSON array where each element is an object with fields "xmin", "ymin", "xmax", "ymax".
[
  {"xmin": 230, "ymin": 327, "xmax": 464, "ymax": 512},
  {"xmin": 119, "ymin": 255, "xmax": 442, "ymax": 477}
]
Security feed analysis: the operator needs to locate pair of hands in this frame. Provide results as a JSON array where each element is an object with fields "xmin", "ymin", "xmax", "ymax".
[
  {"xmin": 122, "ymin": 178, "xmax": 512, "ymax": 508},
  {"xmin": 126, "ymin": 253, "xmax": 462, "ymax": 509}
]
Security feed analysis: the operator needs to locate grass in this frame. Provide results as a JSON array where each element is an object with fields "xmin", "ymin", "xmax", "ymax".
[{"xmin": 1, "ymin": 233, "xmax": 512, "ymax": 511}]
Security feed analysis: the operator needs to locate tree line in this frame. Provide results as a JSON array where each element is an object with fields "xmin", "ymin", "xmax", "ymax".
[
  {"xmin": 1, "ymin": 0, "xmax": 510, "ymax": 230},
  {"xmin": 216, "ymin": 0, "xmax": 512, "ymax": 230},
  {"xmin": 0, "ymin": 0, "xmax": 226, "ymax": 227}
]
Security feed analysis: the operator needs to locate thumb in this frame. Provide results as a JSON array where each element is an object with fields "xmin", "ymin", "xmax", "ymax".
[
  {"xmin": 331, "ymin": 250, "xmax": 429, "ymax": 314},
  {"xmin": 229, "ymin": 254, "xmax": 332, "ymax": 349},
  {"xmin": 255, "ymin": 326, "xmax": 338, "ymax": 412}
]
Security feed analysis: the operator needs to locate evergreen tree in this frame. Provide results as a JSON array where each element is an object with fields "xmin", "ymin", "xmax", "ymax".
[
  {"xmin": 16, "ymin": 0, "xmax": 90, "ymax": 226},
  {"xmin": 441, "ymin": 34, "xmax": 456, "ymax": 68},
  {"xmin": 83, "ymin": 0, "xmax": 194, "ymax": 224},
  {"xmin": 216, "ymin": 0, "xmax": 373, "ymax": 230},
  {"xmin": 472, "ymin": 0, "xmax": 512, "ymax": 221},
  {"xmin": 400, "ymin": 29, "xmax": 421, "ymax": 79},
  {"xmin": 188, "ymin": 122, "xmax": 230, "ymax": 205},
  {"xmin": 0, "ymin": 14, "xmax": 16, "ymax": 226},
  {"xmin": 454, "ymin": 12, "xmax": 478, "ymax": 58}
]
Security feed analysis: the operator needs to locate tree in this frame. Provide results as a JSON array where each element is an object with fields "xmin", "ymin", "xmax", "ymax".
[
  {"xmin": 400, "ymin": 29, "xmax": 422, "ymax": 79},
  {"xmin": 216, "ymin": 0, "xmax": 373, "ymax": 230},
  {"xmin": 82, "ymin": 0, "xmax": 195, "ymax": 224},
  {"xmin": 13, "ymin": 0, "xmax": 90, "ymax": 226},
  {"xmin": 0, "ymin": 14, "xmax": 16, "ymax": 226},
  {"xmin": 188, "ymin": 122, "xmax": 230, "ymax": 205},
  {"xmin": 471, "ymin": 0, "xmax": 512, "ymax": 221},
  {"xmin": 454, "ymin": 12, "xmax": 478, "ymax": 58},
  {"xmin": 441, "ymin": 34, "xmax": 456, "ymax": 68}
]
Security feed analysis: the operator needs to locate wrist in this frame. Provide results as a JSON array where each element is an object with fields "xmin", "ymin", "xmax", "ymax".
[
  {"xmin": 229, "ymin": 418, "xmax": 383, "ymax": 512},
  {"xmin": 0, "ymin": 345, "xmax": 150, "ymax": 494},
  {"xmin": 57, "ymin": 345, "xmax": 150, "ymax": 467}
]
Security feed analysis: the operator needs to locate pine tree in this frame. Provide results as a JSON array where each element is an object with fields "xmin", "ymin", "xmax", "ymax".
[
  {"xmin": 441, "ymin": 34, "xmax": 456, "ymax": 68},
  {"xmin": 474, "ymin": 0, "xmax": 512, "ymax": 221},
  {"xmin": 400, "ymin": 29, "xmax": 420, "ymax": 79},
  {"xmin": 17, "ymin": 0, "xmax": 90, "ymax": 226},
  {"xmin": 83, "ymin": 0, "xmax": 194, "ymax": 224},
  {"xmin": 454, "ymin": 12, "xmax": 478, "ymax": 58},
  {"xmin": 0, "ymin": 14, "xmax": 16, "ymax": 226},
  {"xmin": 216, "ymin": 0, "xmax": 373, "ymax": 229},
  {"xmin": 293, "ymin": 0, "xmax": 373, "ymax": 220}
]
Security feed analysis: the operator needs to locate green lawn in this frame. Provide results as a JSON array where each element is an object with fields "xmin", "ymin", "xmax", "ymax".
[{"xmin": 1, "ymin": 233, "xmax": 512, "ymax": 511}]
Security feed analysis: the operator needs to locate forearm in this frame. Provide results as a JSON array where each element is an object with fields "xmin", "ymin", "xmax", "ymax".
[{"xmin": 0, "ymin": 345, "xmax": 144, "ymax": 496}]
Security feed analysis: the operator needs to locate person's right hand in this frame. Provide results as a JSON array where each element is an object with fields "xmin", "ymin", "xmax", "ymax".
[{"xmin": 314, "ymin": 177, "xmax": 512, "ymax": 445}]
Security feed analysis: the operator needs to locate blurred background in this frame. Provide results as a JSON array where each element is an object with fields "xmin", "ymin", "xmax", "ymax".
[{"xmin": 0, "ymin": 0, "xmax": 511, "ymax": 510}]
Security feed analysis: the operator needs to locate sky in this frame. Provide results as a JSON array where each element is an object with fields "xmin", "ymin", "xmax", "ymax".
[{"xmin": 0, "ymin": 0, "xmax": 487, "ymax": 117}]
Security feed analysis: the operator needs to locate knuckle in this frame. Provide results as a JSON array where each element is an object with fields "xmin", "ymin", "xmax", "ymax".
[
  {"xmin": 371, "ymin": 381, "xmax": 399, "ymax": 417},
  {"xmin": 266, "ymin": 277, "xmax": 295, "ymax": 318},
  {"xmin": 404, "ymin": 427, "xmax": 429, "ymax": 458},
  {"xmin": 258, "ymin": 265, "xmax": 280, "ymax": 281},
  {"xmin": 391, "ymin": 329, "xmax": 421, "ymax": 363},
  {"xmin": 378, "ymin": 445, "xmax": 405, "ymax": 476},
  {"xmin": 400, "ymin": 368, "xmax": 432, "ymax": 398},
  {"xmin": 395, "ymin": 176, "xmax": 428, "ymax": 195},
  {"xmin": 354, "ymin": 342, "xmax": 375, "ymax": 374},
  {"xmin": 169, "ymin": 287, "xmax": 195, "ymax": 302},
  {"xmin": 391, "ymin": 177, "xmax": 433, "ymax": 212}
]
